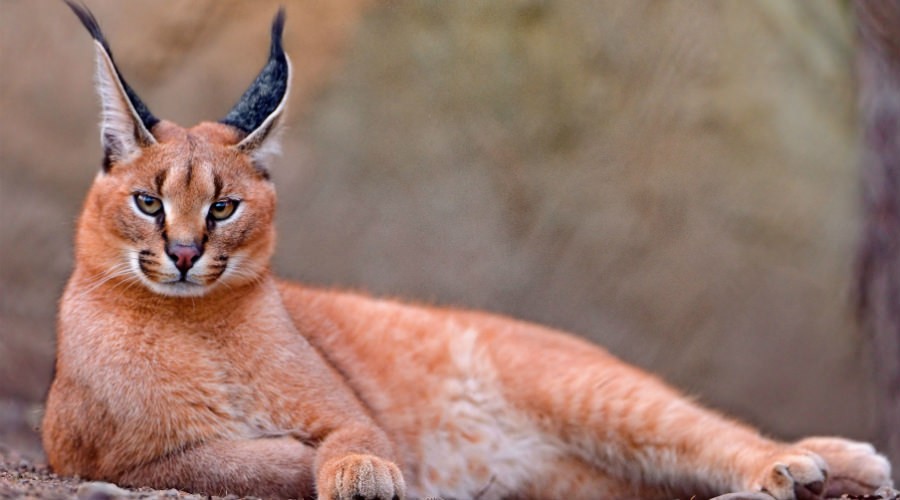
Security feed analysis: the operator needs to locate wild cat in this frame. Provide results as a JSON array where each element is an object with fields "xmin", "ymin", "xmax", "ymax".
[{"xmin": 42, "ymin": 3, "xmax": 893, "ymax": 500}]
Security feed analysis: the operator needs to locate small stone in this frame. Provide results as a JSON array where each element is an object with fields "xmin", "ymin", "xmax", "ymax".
[
  {"xmin": 76, "ymin": 481, "xmax": 133, "ymax": 500},
  {"xmin": 709, "ymin": 493, "xmax": 777, "ymax": 500}
]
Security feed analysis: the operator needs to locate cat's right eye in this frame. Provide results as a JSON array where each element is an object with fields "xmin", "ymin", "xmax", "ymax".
[{"xmin": 134, "ymin": 194, "xmax": 163, "ymax": 216}]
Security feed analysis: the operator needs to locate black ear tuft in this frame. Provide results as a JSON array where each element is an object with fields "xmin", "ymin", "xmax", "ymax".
[
  {"xmin": 220, "ymin": 7, "xmax": 289, "ymax": 136},
  {"xmin": 63, "ymin": 0, "xmax": 160, "ymax": 134}
]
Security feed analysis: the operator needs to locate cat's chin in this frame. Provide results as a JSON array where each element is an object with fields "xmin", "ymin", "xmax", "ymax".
[{"xmin": 144, "ymin": 280, "xmax": 212, "ymax": 298}]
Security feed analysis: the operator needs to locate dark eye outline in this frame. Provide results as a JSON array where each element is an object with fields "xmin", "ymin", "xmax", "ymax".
[
  {"xmin": 208, "ymin": 198, "xmax": 240, "ymax": 221},
  {"xmin": 134, "ymin": 193, "xmax": 163, "ymax": 216}
]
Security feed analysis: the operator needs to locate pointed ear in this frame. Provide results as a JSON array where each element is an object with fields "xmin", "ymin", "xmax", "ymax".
[
  {"xmin": 220, "ymin": 8, "xmax": 291, "ymax": 173},
  {"xmin": 65, "ymin": 1, "xmax": 159, "ymax": 169}
]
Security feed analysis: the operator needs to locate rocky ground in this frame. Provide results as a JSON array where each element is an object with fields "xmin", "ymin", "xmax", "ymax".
[
  {"xmin": 1, "ymin": 445, "xmax": 897, "ymax": 500},
  {"xmin": 0, "ymin": 449, "xmax": 221, "ymax": 500},
  {"xmin": 0, "ymin": 398, "xmax": 224, "ymax": 499}
]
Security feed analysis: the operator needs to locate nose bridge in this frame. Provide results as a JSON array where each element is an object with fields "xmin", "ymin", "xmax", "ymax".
[
  {"xmin": 164, "ymin": 199, "xmax": 206, "ymax": 246},
  {"xmin": 160, "ymin": 143, "xmax": 211, "ymax": 247}
]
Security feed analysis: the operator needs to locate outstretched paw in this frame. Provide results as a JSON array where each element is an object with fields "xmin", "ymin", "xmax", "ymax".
[
  {"xmin": 794, "ymin": 437, "xmax": 892, "ymax": 497},
  {"xmin": 317, "ymin": 453, "xmax": 406, "ymax": 500},
  {"xmin": 746, "ymin": 449, "xmax": 829, "ymax": 500}
]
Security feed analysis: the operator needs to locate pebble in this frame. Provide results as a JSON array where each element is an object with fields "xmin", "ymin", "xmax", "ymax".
[{"xmin": 76, "ymin": 481, "xmax": 133, "ymax": 500}]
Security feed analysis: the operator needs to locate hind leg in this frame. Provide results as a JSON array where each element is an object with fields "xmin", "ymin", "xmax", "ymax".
[{"xmin": 483, "ymin": 325, "xmax": 892, "ymax": 499}]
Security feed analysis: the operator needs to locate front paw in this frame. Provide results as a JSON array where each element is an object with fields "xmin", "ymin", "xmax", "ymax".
[
  {"xmin": 794, "ymin": 437, "xmax": 893, "ymax": 497},
  {"xmin": 745, "ymin": 449, "xmax": 829, "ymax": 500},
  {"xmin": 317, "ymin": 453, "xmax": 406, "ymax": 500}
]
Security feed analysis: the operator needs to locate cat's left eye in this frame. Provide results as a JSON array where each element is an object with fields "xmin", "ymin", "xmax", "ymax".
[{"xmin": 209, "ymin": 199, "xmax": 239, "ymax": 221}]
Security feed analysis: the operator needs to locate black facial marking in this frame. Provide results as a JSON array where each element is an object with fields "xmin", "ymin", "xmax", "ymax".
[
  {"xmin": 101, "ymin": 154, "xmax": 112, "ymax": 173},
  {"xmin": 213, "ymin": 174, "xmax": 224, "ymax": 201},
  {"xmin": 64, "ymin": 1, "xmax": 160, "ymax": 133},
  {"xmin": 219, "ymin": 8, "xmax": 288, "ymax": 136},
  {"xmin": 154, "ymin": 169, "xmax": 167, "ymax": 195},
  {"xmin": 138, "ymin": 259, "xmax": 163, "ymax": 279},
  {"xmin": 184, "ymin": 135, "xmax": 196, "ymax": 187},
  {"xmin": 199, "ymin": 266, "xmax": 227, "ymax": 281},
  {"xmin": 139, "ymin": 249, "xmax": 154, "ymax": 256}
]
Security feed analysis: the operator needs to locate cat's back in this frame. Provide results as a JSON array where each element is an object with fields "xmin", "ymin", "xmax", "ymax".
[{"xmin": 276, "ymin": 279, "xmax": 617, "ymax": 375}]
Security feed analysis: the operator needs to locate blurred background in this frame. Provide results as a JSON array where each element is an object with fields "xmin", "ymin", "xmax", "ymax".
[{"xmin": 0, "ymin": 0, "xmax": 892, "ymax": 478}]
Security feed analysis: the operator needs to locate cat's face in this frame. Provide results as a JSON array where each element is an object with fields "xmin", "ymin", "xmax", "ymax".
[
  {"xmin": 78, "ymin": 122, "xmax": 277, "ymax": 298},
  {"xmin": 65, "ymin": 2, "xmax": 290, "ymax": 298}
]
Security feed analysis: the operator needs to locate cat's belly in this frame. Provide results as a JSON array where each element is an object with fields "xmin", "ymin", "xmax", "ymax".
[{"xmin": 403, "ymin": 328, "xmax": 565, "ymax": 499}]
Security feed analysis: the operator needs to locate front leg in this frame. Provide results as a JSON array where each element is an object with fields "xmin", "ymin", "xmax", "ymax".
[
  {"xmin": 118, "ymin": 436, "xmax": 317, "ymax": 499},
  {"xmin": 314, "ymin": 423, "xmax": 406, "ymax": 500}
]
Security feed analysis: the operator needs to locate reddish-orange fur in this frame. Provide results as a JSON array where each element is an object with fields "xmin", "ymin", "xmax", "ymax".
[{"xmin": 43, "ymin": 5, "xmax": 892, "ymax": 500}]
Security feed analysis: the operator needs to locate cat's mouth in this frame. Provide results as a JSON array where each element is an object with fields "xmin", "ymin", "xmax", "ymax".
[
  {"xmin": 142, "ymin": 272, "xmax": 210, "ymax": 297},
  {"xmin": 133, "ymin": 252, "xmax": 223, "ymax": 297}
]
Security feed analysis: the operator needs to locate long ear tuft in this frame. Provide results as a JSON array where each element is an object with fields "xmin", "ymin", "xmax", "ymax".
[
  {"xmin": 220, "ymin": 7, "xmax": 291, "ymax": 171},
  {"xmin": 64, "ymin": 0, "xmax": 158, "ymax": 169}
]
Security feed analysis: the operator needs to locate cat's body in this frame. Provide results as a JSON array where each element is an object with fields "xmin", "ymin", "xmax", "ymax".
[{"xmin": 43, "ymin": 3, "xmax": 892, "ymax": 500}]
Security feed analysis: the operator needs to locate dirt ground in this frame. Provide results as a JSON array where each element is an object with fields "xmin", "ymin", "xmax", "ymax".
[{"xmin": 0, "ymin": 447, "xmax": 239, "ymax": 500}]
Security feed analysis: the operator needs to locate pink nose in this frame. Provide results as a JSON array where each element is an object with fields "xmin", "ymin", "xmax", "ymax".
[{"xmin": 167, "ymin": 243, "xmax": 202, "ymax": 275}]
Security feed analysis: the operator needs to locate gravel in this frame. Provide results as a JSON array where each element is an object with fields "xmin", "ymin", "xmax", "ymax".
[{"xmin": 0, "ymin": 448, "xmax": 249, "ymax": 500}]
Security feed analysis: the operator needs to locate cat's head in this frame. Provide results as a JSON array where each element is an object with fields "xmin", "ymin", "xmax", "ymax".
[{"xmin": 66, "ymin": 2, "xmax": 290, "ymax": 298}]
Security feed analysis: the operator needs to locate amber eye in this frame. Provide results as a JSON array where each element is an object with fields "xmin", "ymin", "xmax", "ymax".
[
  {"xmin": 209, "ymin": 199, "xmax": 239, "ymax": 221},
  {"xmin": 134, "ymin": 193, "xmax": 163, "ymax": 216}
]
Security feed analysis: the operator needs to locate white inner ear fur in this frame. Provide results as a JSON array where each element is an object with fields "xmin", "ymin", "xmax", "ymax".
[
  {"xmin": 234, "ymin": 56, "xmax": 292, "ymax": 168},
  {"xmin": 94, "ymin": 41, "xmax": 156, "ymax": 163}
]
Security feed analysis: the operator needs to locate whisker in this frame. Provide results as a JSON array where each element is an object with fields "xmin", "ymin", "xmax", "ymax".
[{"xmin": 70, "ymin": 262, "xmax": 135, "ymax": 300}]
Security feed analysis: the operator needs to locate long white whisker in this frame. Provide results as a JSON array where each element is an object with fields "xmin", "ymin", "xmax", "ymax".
[{"xmin": 69, "ymin": 261, "xmax": 136, "ymax": 300}]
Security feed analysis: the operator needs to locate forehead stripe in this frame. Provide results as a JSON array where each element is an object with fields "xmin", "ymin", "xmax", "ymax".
[
  {"xmin": 184, "ymin": 135, "xmax": 196, "ymax": 187},
  {"xmin": 154, "ymin": 169, "xmax": 167, "ymax": 194},
  {"xmin": 213, "ymin": 173, "xmax": 224, "ymax": 200}
]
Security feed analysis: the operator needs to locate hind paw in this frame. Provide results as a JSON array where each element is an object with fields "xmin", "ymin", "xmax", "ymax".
[
  {"xmin": 794, "ymin": 437, "xmax": 892, "ymax": 497},
  {"xmin": 744, "ymin": 438, "xmax": 893, "ymax": 500}
]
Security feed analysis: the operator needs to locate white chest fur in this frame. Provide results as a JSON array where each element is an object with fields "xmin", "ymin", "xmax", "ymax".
[{"xmin": 413, "ymin": 328, "xmax": 564, "ymax": 499}]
